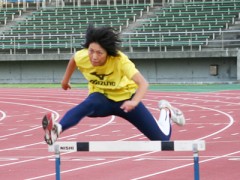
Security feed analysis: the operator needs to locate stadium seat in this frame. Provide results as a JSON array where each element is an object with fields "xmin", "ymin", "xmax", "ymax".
[
  {"xmin": 1, "ymin": 3, "xmax": 150, "ymax": 54},
  {"xmin": 126, "ymin": 0, "xmax": 239, "ymax": 51}
]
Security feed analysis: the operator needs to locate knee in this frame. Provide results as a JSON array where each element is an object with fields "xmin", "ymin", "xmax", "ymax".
[
  {"xmin": 83, "ymin": 99, "xmax": 102, "ymax": 109},
  {"xmin": 84, "ymin": 92, "xmax": 106, "ymax": 109}
]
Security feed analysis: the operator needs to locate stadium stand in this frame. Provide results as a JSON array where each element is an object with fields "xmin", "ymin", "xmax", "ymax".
[
  {"xmin": 0, "ymin": 0, "xmax": 150, "ymax": 54},
  {"xmin": 0, "ymin": 0, "xmax": 239, "ymax": 54},
  {"xmin": 123, "ymin": 0, "xmax": 240, "ymax": 52},
  {"xmin": 0, "ymin": 0, "xmax": 240, "ymax": 84}
]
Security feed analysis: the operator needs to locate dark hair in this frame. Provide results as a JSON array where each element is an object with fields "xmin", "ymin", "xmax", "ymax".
[{"xmin": 82, "ymin": 25, "xmax": 121, "ymax": 56}]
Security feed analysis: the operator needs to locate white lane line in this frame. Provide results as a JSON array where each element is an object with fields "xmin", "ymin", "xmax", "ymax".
[
  {"xmin": 0, "ymin": 110, "xmax": 6, "ymax": 122},
  {"xmin": 0, "ymin": 101, "xmax": 59, "ymax": 139},
  {"xmin": 26, "ymin": 150, "xmax": 158, "ymax": 180},
  {"xmin": 178, "ymin": 101, "xmax": 236, "ymax": 180},
  {"xmin": 149, "ymin": 102, "xmax": 235, "ymax": 141},
  {"xmin": 0, "ymin": 115, "xmax": 116, "ymax": 167},
  {"xmin": 27, "ymin": 103, "xmax": 235, "ymax": 180},
  {"xmin": 131, "ymin": 100, "xmax": 235, "ymax": 180},
  {"xmin": 8, "ymin": 128, "xmax": 18, "ymax": 131},
  {"xmin": 132, "ymin": 150, "xmax": 240, "ymax": 180},
  {"xmin": 1, "ymin": 91, "xmax": 237, "ymax": 180},
  {"xmin": 178, "ymin": 129, "xmax": 187, "ymax": 132},
  {"xmin": 213, "ymin": 137, "xmax": 222, "ymax": 140},
  {"xmin": 23, "ymin": 134, "xmax": 33, "ymax": 137},
  {"xmin": 112, "ymin": 130, "xmax": 121, "ymax": 133},
  {"xmin": 86, "ymin": 134, "xmax": 100, "ymax": 137}
]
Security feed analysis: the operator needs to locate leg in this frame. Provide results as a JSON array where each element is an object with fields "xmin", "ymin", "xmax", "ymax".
[
  {"xmin": 60, "ymin": 92, "xmax": 113, "ymax": 131},
  {"xmin": 42, "ymin": 92, "xmax": 114, "ymax": 145},
  {"xmin": 116, "ymin": 101, "xmax": 172, "ymax": 141}
]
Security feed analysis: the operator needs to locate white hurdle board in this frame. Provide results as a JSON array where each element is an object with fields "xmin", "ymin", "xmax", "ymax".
[{"xmin": 48, "ymin": 140, "xmax": 206, "ymax": 153}]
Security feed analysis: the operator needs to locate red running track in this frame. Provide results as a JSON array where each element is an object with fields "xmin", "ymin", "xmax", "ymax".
[{"xmin": 0, "ymin": 88, "xmax": 239, "ymax": 180}]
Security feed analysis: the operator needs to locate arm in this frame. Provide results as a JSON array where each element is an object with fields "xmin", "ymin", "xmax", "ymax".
[
  {"xmin": 120, "ymin": 72, "xmax": 149, "ymax": 112},
  {"xmin": 61, "ymin": 55, "xmax": 77, "ymax": 90}
]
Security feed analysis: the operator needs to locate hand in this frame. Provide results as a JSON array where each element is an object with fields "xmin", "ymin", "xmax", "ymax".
[
  {"xmin": 61, "ymin": 81, "xmax": 71, "ymax": 90},
  {"xmin": 120, "ymin": 100, "xmax": 138, "ymax": 113}
]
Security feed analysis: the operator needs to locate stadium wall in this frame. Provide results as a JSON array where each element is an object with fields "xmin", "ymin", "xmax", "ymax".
[{"xmin": 0, "ymin": 50, "xmax": 239, "ymax": 84}]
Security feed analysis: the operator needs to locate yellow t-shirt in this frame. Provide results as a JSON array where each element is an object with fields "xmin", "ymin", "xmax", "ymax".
[{"xmin": 74, "ymin": 49, "xmax": 139, "ymax": 101}]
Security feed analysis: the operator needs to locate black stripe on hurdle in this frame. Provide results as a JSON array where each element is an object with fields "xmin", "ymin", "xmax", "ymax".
[
  {"xmin": 162, "ymin": 141, "xmax": 174, "ymax": 151},
  {"xmin": 77, "ymin": 142, "xmax": 89, "ymax": 151}
]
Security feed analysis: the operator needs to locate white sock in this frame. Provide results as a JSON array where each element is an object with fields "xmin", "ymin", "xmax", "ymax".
[
  {"xmin": 58, "ymin": 123, "xmax": 62, "ymax": 134},
  {"xmin": 157, "ymin": 108, "xmax": 171, "ymax": 136},
  {"xmin": 55, "ymin": 122, "xmax": 62, "ymax": 135}
]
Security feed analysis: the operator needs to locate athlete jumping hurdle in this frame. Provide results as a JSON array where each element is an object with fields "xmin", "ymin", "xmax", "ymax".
[{"xmin": 42, "ymin": 25, "xmax": 185, "ymax": 146}]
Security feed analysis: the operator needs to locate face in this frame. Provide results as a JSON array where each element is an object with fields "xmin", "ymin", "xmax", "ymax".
[{"xmin": 88, "ymin": 43, "xmax": 108, "ymax": 66}]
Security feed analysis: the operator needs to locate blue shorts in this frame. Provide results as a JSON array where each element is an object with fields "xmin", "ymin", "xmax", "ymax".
[{"xmin": 59, "ymin": 92, "xmax": 171, "ymax": 141}]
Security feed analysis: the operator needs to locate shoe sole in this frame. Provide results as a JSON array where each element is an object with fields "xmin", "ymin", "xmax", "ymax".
[
  {"xmin": 42, "ymin": 115, "xmax": 49, "ymax": 130},
  {"xmin": 42, "ymin": 113, "xmax": 54, "ymax": 145},
  {"xmin": 172, "ymin": 108, "xmax": 185, "ymax": 126},
  {"xmin": 42, "ymin": 113, "xmax": 53, "ymax": 131}
]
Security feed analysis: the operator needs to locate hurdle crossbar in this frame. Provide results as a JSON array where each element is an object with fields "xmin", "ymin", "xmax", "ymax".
[{"xmin": 49, "ymin": 140, "xmax": 206, "ymax": 180}]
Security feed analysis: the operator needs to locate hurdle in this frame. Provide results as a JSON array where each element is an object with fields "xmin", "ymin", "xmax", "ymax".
[{"xmin": 48, "ymin": 140, "xmax": 206, "ymax": 180}]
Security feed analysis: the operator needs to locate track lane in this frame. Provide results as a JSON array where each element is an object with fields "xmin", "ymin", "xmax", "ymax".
[{"xmin": 0, "ymin": 88, "xmax": 239, "ymax": 180}]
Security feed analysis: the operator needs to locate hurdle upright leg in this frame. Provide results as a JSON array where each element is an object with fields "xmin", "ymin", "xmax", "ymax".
[
  {"xmin": 193, "ymin": 143, "xmax": 200, "ymax": 180},
  {"xmin": 54, "ymin": 145, "xmax": 61, "ymax": 180}
]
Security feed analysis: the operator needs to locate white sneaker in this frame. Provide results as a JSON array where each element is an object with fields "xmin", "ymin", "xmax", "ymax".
[
  {"xmin": 42, "ymin": 112, "xmax": 61, "ymax": 145},
  {"xmin": 158, "ymin": 100, "xmax": 185, "ymax": 126}
]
